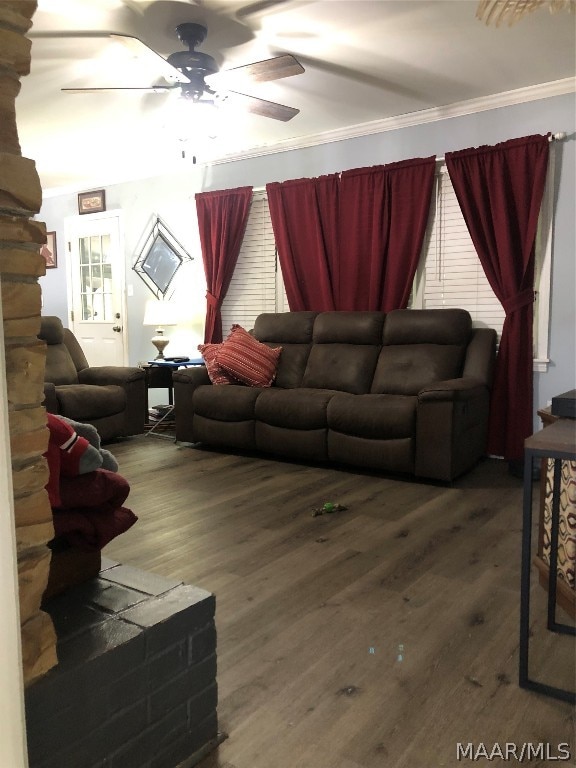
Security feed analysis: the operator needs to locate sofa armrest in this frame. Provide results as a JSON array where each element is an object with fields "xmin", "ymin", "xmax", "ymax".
[
  {"xmin": 78, "ymin": 367, "xmax": 146, "ymax": 437},
  {"xmin": 43, "ymin": 382, "xmax": 58, "ymax": 414},
  {"xmin": 463, "ymin": 328, "xmax": 497, "ymax": 386},
  {"xmin": 416, "ymin": 378, "xmax": 491, "ymax": 481},
  {"xmin": 173, "ymin": 366, "xmax": 211, "ymax": 442},
  {"xmin": 172, "ymin": 366, "xmax": 211, "ymax": 387},
  {"xmin": 78, "ymin": 367, "xmax": 145, "ymax": 387},
  {"xmin": 418, "ymin": 377, "xmax": 487, "ymax": 403}
]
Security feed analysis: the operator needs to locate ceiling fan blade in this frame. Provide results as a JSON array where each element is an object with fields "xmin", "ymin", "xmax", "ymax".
[
  {"xmin": 224, "ymin": 91, "xmax": 299, "ymax": 121},
  {"xmin": 109, "ymin": 34, "xmax": 189, "ymax": 84},
  {"xmin": 206, "ymin": 54, "xmax": 304, "ymax": 89},
  {"xmin": 236, "ymin": 0, "xmax": 293, "ymax": 19},
  {"xmin": 62, "ymin": 86, "xmax": 178, "ymax": 94},
  {"xmin": 28, "ymin": 30, "xmax": 190, "ymax": 85}
]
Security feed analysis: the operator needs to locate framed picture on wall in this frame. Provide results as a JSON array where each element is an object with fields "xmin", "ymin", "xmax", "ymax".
[
  {"xmin": 78, "ymin": 189, "xmax": 106, "ymax": 215},
  {"xmin": 41, "ymin": 231, "xmax": 57, "ymax": 269}
]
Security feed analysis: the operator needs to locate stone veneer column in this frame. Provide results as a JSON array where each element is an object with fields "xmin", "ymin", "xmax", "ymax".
[{"xmin": 0, "ymin": 0, "xmax": 57, "ymax": 683}]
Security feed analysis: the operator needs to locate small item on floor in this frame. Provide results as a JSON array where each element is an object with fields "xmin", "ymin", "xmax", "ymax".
[
  {"xmin": 311, "ymin": 502, "xmax": 348, "ymax": 517},
  {"xmin": 148, "ymin": 404, "xmax": 173, "ymax": 423}
]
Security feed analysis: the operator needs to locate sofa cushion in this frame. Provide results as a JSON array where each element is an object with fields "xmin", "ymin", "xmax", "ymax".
[
  {"xmin": 302, "ymin": 344, "xmax": 380, "ymax": 394},
  {"xmin": 40, "ymin": 317, "xmax": 66, "ymax": 345},
  {"xmin": 383, "ymin": 308, "xmax": 471, "ymax": 345},
  {"xmin": 328, "ymin": 433, "xmax": 414, "ymax": 474},
  {"xmin": 328, "ymin": 393, "xmax": 417, "ymax": 439},
  {"xmin": 198, "ymin": 342, "xmax": 238, "ymax": 385},
  {"xmin": 256, "ymin": 423, "xmax": 327, "ymax": 462},
  {"xmin": 371, "ymin": 345, "xmax": 466, "ymax": 395},
  {"xmin": 216, "ymin": 325, "xmax": 282, "ymax": 387},
  {"xmin": 45, "ymin": 345, "xmax": 79, "ymax": 385},
  {"xmin": 254, "ymin": 311, "xmax": 318, "ymax": 344},
  {"xmin": 253, "ymin": 312, "xmax": 317, "ymax": 388},
  {"xmin": 271, "ymin": 345, "xmax": 312, "ymax": 389},
  {"xmin": 312, "ymin": 311, "xmax": 386, "ymax": 344},
  {"xmin": 255, "ymin": 387, "xmax": 337, "ymax": 429},
  {"xmin": 193, "ymin": 414, "xmax": 256, "ymax": 449},
  {"xmin": 55, "ymin": 385, "xmax": 125, "ymax": 421},
  {"xmin": 370, "ymin": 308, "xmax": 471, "ymax": 395},
  {"xmin": 194, "ymin": 384, "xmax": 262, "ymax": 421}
]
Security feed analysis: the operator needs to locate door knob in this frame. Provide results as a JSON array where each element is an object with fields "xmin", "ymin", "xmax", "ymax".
[{"xmin": 112, "ymin": 325, "xmax": 121, "ymax": 332}]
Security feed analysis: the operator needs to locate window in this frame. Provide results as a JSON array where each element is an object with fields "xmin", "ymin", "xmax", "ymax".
[
  {"xmin": 78, "ymin": 232, "xmax": 113, "ymax": 321},
  {"xmin": 411, "ymin": 169, "xmax": 505, "ymax": 338},
  {"xmin": 222, "ymin": 153, "xmax": 554, "ymax": 369},
  {"xmin": 411, "ymin": 153, "xmax": 555, "ymax": 371},
  {"xmin": 221, "ymin": 191, "xmax": 286, "ymax": 334}
]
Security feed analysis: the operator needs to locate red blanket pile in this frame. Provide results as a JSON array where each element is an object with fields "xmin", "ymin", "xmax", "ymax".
[{"xmin": 45, "ymin": 414, "xmax": 137, "ymax": 552}]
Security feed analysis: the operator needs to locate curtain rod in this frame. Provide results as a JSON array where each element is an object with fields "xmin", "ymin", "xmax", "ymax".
[
  {"xmin": 256, "ymin": 132, "xmax": 568, "ymax": 185},
  {"xmin": 436, "ymin": 132, "xmax": 566, "ymax": 164}
]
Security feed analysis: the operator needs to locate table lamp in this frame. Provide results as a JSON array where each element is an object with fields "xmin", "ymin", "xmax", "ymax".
[{"xmin": 143, "ymin": 299, "xmax": 179, "ymax": 359}]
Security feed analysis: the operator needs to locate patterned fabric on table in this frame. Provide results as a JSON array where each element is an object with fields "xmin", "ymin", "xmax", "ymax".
[{"xmin": 542, "ymin": 458, "xmax": 576, "ymax": 590}]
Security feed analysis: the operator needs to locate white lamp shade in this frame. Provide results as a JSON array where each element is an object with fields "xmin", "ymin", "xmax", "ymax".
[{"xmin": 143, "ymin": 299, "xmax": 180, "ymax": 327}]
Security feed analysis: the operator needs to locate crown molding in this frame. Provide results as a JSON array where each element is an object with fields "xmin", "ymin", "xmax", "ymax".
[
  {"xmin": 209, "ymin": 77, "xmax": 576, "ymax": 166},
  {"xmin": 42, "ymin": 77, "xmax": 575, "ymax": 196}
]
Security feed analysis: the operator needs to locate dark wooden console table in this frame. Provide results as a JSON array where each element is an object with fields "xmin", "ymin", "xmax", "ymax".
[{"xmin": 519, "ymin": 418, "xmax": 576, "ymax": 703}]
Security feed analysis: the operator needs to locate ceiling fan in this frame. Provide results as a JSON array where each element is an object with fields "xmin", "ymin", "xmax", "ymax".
[{"xmin": 60, "ymin": 22, "xmax": 304, "ymax": 122}]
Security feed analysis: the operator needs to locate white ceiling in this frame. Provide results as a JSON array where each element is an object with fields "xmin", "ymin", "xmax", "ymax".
[{"xmin": 17, "ymin": 0, "xmax": 576, "ymax": 193}]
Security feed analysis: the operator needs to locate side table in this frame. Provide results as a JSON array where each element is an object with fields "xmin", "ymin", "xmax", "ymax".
[
  {"xmin": 141, "ymin": 358, "xmax": 204, "ymax": 434},
  {"xmin": 519, "ymin": 418, "xmax": 576, "ymax": 703}
]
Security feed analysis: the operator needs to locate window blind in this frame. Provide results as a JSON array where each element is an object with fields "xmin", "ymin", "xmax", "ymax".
[
  {"xmin": 419, "ymin": 170, "xmax": 506, "ymax": 339},
  {"xmin": 220, "ymin": 191, "xmax": 279, "ymax": 334}
]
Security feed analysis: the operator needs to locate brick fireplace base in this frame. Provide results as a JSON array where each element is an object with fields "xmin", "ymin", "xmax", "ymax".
[{"xmin": 25, "ymin": 559, "xmax": 222, "ymax": 768}]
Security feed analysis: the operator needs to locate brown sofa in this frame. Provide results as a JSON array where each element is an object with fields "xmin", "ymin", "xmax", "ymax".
[
  {"xmin": 39, "ymin": 316, "xmax": 146, "ymax": 442},
  {"xmin": 173, "ymin": 309, "xmax": 497, "ymax": 481}
]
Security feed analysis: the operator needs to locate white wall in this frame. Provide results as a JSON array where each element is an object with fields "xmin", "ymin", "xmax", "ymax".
[
  {"xmin": 40, "ymin": 166, "xmax": 208, "ymax": 367},
  {"xmin": 39, "ymin": 91, "xmax": 576, "ymax": 421}
]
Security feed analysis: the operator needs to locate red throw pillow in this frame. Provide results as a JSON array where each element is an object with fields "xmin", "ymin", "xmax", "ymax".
[
  {"xmin": 198, "ymin": 342, "xmax": 238, "ymax": 385},
  {"xmin": 215, "ymin": 324, "xmax": 282, "ymax": 387}
]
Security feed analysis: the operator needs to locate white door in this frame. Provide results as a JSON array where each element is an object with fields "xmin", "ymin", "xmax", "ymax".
[{"xmin": 66, "ymin": 211, "xmax": 127, "ymax": 366}]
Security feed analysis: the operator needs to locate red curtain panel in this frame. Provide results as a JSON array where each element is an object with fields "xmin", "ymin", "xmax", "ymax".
[
  {"xmin": 267, "ymin": 157, "xmax": 435, "ymax": 312},
  {"xmin": 338, "ymin": 157, "xmax": 436, "ymax": 310},
  {"xmin": 446, "ymin": 134, "xmax": 549, "ymax": 461},
  {"xmin": 196, "ymin": 186, "xmax": 253, "ymax": 342},
  {"xmin": 266, "ymin": 175, "xmax": 339, "ymax": 311}
]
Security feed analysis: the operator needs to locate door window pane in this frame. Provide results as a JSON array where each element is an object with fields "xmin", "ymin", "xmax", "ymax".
[{"xmin": 78, "ymin": 234, "xmax": 116, "ymax": 321}]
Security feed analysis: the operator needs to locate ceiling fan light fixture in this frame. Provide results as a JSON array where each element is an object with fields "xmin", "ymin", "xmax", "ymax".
[
  {"xmin": 180, "ymin": 80, "xmax": 208, "ymax": 102},
  {"xmin": 165, "ymin": 95, "xmax": 220, "ymax": 144},
  {"xmin": 476, "ymin": 0, "xmax": 575, "ymax": 25}
]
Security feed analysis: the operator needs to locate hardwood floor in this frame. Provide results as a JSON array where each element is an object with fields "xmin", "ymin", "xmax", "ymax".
[{"xmin": 105, "ymin": 437, "xmax": 575, "ymax": 768}]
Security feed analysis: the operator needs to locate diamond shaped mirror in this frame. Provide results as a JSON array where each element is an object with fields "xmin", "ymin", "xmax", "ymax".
[{"xmin": 133, "ymin": 217, "xmax": 192, "ymax": 298}]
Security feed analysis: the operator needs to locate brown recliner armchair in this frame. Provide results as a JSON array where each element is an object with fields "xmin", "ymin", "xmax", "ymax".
[{"xmin": 38, "ymin": 316, "xmax": 146, "ymax": 442}]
